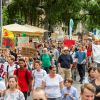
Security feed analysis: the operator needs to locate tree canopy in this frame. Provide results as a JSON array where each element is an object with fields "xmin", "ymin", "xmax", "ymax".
[{"xmin": 3, "ymin": 0, "xmax": 100, "ymax": 31}]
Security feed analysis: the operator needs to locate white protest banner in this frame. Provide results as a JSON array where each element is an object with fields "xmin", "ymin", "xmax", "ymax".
[
  {"xmin": 92, "ymin": 43, "xmax": 100, "ymax": 63},
  {"xmin": 32, "ymin": 37, "xmax": 39, "ymax": 43},
  {"xmin": 94, "ymin": 29, "xmax": 100, "ymax": 39},
  {"xmin": 18, "ymin": 37, "xmax": 29, "ymax": 47},
  {"xmin": 51, "ymin": 33, "xmax": 57, "ymax": 40},
  {"xmin": 72, "ymin": 36, "xmax": 78, "ymax": 41}
]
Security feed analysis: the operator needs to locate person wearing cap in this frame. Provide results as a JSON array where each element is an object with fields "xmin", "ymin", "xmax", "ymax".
[{"xmin": 58, "ymin": 47, "xmax": 73, "ymax": 79}]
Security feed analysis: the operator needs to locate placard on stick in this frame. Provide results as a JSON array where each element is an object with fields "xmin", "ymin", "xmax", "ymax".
[{"xmin": 21, "ymin": 47, "xmax": 36, "ymax": 57}]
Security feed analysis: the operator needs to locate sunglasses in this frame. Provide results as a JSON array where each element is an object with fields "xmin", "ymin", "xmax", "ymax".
[{"xmin": 64, "ymin": 50, "xmax": 69, "ymax": 51}]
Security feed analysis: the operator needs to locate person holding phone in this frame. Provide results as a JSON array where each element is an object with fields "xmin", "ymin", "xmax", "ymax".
[{"xmin": 61, "ymin": 78, "xmax": 78, "ymax": 100}]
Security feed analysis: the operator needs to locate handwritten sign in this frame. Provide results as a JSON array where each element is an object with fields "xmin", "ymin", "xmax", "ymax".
[
  {"xmin": 72, "ymin": 36, "xmax": 78, "ymax": 41},
  {"xmin": 21, "ymin": 47, "xmax": 36, "ymax": 57},
  {"xmin": 18, "ymin": 37, "xmax": 29, "ymax": 47}
]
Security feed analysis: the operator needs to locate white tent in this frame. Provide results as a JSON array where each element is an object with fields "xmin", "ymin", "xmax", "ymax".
[
  {"xmin": 24, "ymin": 24, "xmax": 47, "ymax": 33},
  {"xmin": 3, "ymin": 23, "xmax": 47, "ymax": 33}
]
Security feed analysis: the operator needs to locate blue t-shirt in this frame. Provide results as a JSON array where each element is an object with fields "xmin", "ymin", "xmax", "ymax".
[{"xmin": 75, "ymin": 51, "xmax": 86, "ymax": 64}]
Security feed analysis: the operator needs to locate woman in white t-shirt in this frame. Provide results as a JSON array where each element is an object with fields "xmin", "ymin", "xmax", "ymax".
[
  {"xmin": 32, "ymin": 60, "xmax": 47, "ymax": 90},
  {"xmin": 4, "ymin": 75, "xmax": 25, "ymax": 100},
  {"xmin": 42, "ymin": 66, "xmax": 64, "ymax": 100}
]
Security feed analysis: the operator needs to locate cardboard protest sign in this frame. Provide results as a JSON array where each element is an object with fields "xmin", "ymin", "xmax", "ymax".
[
  {"xmin": 21, "ymin": 47, "xmax": 36, "ymax": 57},
  {"xmin": 51, "ymin": 33, "xmax": 57, "ymax": 40},
  {"xmin": 83, "ymin": 35, "xmax": 88, "ymax": 40}
]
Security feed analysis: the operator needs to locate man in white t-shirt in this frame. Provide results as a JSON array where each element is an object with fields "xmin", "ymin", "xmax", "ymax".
[{"xmin": 32, "ymin": 60, "xmax": 47, "ymax": 90}]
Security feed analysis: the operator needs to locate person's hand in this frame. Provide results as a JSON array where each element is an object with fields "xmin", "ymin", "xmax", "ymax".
[
  {"xmin": 58, "ymin": 66, "xmax": 61, "ymax": 73},
  {"xmin": 27, "ymin": 90, "xmax": 31, "ymax": 96},
  {"xmin": 96, "ymin": 92, "xmax": 100, "ymax": 97},
  {"xmin": 64, "ymin": 93, "xmax": 70, "ymax": 96}
]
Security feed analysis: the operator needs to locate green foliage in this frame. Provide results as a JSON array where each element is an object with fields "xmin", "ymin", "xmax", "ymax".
[
  {"xmin": 3, "ymin": 7, "xmax": 8, "ymax": 25},
  {"xmin": 3, "ymin": 0, "xmax": 100, "ymax": 31},
  {"xmin": 81, "ymin": 0, "xmax": 100, "ymax": 30}
]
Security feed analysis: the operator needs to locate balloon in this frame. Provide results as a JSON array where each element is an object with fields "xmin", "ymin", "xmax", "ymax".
[
  {"xmin": 8, "ymin": 34, "xmax": 14, "ymax": 40},
  {"xmin": 3, "ymin": 29, "xmax": 14, "ymax": 40},
  {"xmin": 3, "ymin": 29, "xmax": 7, "ymax": 33},
  {"xmin": 3, "ymin": 32, "xmax": 8, "ymax": 38},
  {"xmin": 22, "ymin": 32, "xmax": 27, "ymax": 37},
  {"xmin": 4, "ymin": 32, "xmax": 8, "ymax": 36},
  {"xmin": 8, "ymin": 31, "xmax": 14, "ymax": 40}
]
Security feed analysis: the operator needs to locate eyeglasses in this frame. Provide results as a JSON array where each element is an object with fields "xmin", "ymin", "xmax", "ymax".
[{"xmin": 33, "ymin": 99, "xmax": 44, "ymax": 100}]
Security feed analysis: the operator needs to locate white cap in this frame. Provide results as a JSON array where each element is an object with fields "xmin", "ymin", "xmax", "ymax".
[{"xmin": 63, "ymin": 47, "xmax": 68, "ymax": 50}]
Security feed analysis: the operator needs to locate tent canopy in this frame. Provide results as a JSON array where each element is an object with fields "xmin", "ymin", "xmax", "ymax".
[
  {"xmin": 24, "ymin": 24, "xmax": 47, "ymax": 33},
  {"xmin": 3, "ymin": 23, "xmax": 47, "ymax": 33}
]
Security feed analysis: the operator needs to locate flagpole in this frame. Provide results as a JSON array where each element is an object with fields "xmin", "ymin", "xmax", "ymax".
[{"xmin": 69, "ymin": 18, "xmax": 74, "ymax": 40}]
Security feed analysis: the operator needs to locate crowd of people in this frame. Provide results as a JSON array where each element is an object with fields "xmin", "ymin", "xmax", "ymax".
[{"xmin": 0, "ymin": 37, "xmax": 100, "ymax": 100}]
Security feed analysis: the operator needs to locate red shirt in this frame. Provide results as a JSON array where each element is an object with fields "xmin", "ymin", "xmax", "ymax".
[
  {"xmin": 14, "ymin": 68, "xmax": 32, "ymax": 92},
  {"xmin": 87, "ymin": 46, "xmax": 92, "ymax": 57}
]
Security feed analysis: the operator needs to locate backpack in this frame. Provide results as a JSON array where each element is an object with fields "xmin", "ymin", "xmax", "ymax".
[
  {"xmin": 7, "ymin": 64, "xmax": 18, "ymax": 79},
  {"xmin": 16, "ymin": 69, "xmax": 29, "ymax": 84}
]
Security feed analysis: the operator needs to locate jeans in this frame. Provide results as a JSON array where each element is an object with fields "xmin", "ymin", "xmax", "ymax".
[{"xmin": 77, "ymin": 64, "xmax": 85, "ymax": 82}]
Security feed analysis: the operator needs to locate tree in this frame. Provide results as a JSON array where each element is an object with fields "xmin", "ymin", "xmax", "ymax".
[
  {"xmin": 43, "ymin": 0, "xmax": 82, "ymax": 31},
  {"xmin": 3, "ymin": 0, "xmax": 100, "ymax": 31},
  {"xmin": 80, "ymin": 0, "xmax": 100, "ymax": 30},
  {"xmin": 6, "ymin": 0, "xmax": 40, "ymax": 25}
]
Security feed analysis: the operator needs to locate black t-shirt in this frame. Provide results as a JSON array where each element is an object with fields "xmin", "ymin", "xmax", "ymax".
[
  {"xmin": 91, "ymin": 80, "xmax": 100, "ymax": 100},
  {"xmin": 58, "ymin": 54, "xmax": 73, "ymax": 68}
]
